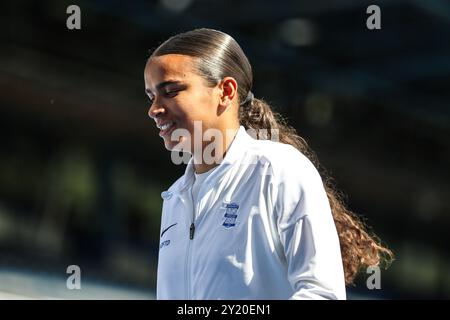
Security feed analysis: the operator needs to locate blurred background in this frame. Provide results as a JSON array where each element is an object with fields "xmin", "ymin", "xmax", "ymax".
[{"xmin": 0, "ymin": 0, "xmax": 449, "ymax": 299}]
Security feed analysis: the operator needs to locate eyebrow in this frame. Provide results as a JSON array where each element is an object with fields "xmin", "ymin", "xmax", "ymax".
[{"xmin": 145, "ymin": 80, "xmax": 184, "ymax": 95}]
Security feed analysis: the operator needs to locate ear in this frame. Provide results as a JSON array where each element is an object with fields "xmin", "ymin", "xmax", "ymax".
[{"xmin": 217, "ymin": 77, "xmax": 238, "ymax": 110}]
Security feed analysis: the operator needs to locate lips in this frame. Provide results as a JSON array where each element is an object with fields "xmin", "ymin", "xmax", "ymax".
[{"xmin": 157, "ymin": 121, "xmax": 176, "ymax": 137}]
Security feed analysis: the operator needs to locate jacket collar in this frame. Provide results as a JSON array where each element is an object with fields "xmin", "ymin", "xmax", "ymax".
[{"xmin": 176, "ymin": 126, "xmax": 252, "ymax": 193}]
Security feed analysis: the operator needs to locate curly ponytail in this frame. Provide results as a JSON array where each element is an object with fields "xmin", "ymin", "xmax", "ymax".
[
  {"xmin": 150, "ymin": 28, "xmax": 394, "ymax": 285},
  {"xmin": 240, "ymin": 97, "xmax": 394, "ymax": 284}
]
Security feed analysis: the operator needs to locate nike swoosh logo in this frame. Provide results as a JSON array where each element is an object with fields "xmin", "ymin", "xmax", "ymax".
[{"xmin": 161, "ymin": 223, "xmax": 177, "ymax": 238}]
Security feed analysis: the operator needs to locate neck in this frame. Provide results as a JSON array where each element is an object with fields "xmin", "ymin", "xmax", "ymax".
[{"xmin": 193, "ymin": 125, "xmax": 240, "ymax": 174}]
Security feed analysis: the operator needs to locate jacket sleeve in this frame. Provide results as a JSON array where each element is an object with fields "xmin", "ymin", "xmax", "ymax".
[{"xmin": 272, "ymin": 148, "xmax": 346, "ymax": 300}]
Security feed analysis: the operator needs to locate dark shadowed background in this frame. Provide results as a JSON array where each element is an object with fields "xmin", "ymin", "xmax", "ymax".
[{"xmin": 0, "ymin": 0, "xmax": 449, "ymax": 299}]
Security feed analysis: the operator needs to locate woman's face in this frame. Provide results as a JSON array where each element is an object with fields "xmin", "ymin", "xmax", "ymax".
[{"xmin": 144, "ymin": 54, "xmax": 220, "ymax": 152}]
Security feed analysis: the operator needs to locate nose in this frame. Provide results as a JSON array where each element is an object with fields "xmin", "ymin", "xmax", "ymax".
[{"xmin": 148, "ymin": 101, "xmax": 165, "ymax": 119}]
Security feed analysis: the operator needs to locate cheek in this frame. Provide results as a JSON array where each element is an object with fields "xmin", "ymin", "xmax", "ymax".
[
  {"xmin": 192, "ymin": 93, "xmax": 217, "ymax": 121},
  {"xmin": 172, "ymin": 90, "xmax": 216, "ymax": 128}
]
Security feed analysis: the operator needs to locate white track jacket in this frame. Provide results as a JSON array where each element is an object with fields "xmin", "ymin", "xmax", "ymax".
[{"xmin": 157, "ymin": 126, "xmax": 346, "ymax": 300}]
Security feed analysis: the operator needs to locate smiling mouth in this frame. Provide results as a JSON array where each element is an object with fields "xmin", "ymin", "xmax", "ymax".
[{"xmin": 158, "ymin": 121, "xmax": 176, "ymax": 137}]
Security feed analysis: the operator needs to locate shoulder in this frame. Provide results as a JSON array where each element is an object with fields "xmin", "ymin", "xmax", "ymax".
[
  {"xmin": 247, "ymin": 140, "xmax": 330, "ymax": 229},
  {"xmin": 244, "ymin": 138, "xmax": 319, "ymax": 182}
]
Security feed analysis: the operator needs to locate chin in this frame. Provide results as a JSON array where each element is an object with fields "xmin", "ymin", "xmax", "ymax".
[{"xmin": 164, "ymin": 136, "xmax": 191, "ymax": 153}]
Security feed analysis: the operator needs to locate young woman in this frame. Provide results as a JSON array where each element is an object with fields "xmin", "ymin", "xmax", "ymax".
[{"xmin": 144, "ymin": 28, "xmax": 393, "ymax": 300}]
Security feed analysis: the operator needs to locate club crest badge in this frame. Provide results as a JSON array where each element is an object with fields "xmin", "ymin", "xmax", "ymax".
[{"xmin": 222, "ymin": 203, "xmax": 239, "ymax": 228}]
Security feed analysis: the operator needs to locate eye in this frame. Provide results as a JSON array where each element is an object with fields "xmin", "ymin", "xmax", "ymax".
[{"xmin": 165, "ymin": 90, "xmax": 180, "ymax": 98}]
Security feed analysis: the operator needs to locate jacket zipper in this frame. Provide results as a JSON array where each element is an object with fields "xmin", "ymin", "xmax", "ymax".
[
  {"xmin": 185, "ymin": 178, "xmax": 208, "ymax": 298},
  {"xmin": 185, "ymin": 191, "xmax": 196, "ymax": 299},
  {"xmin": 190, "ymin": 222, "xmax": 195, "ymax": 239}
]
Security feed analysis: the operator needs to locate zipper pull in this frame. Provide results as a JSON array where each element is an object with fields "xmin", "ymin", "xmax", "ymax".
[{"xmin": 189, "ymin": 222, "xmax": 195, "ymax": 240}]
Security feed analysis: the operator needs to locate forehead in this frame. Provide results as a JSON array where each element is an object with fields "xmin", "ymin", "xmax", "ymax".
[{"xmin": 145, "ymin": 54, "xmax": 197, "ymax": 86}]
